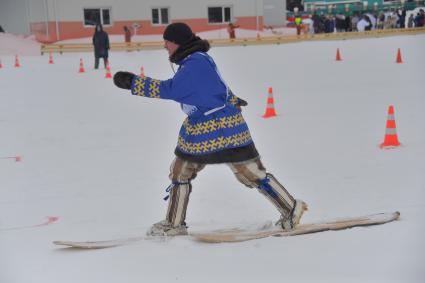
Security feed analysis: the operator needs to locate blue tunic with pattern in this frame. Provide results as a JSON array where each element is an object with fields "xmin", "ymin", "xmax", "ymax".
[{"xmin": 131, "ymin": 52, "xmax": 253, "ymax": 156}]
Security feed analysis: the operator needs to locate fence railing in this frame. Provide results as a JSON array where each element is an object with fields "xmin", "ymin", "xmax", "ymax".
[{"xmin": 40, "ymin": 27, "xmax": 425, "ymax": 55}]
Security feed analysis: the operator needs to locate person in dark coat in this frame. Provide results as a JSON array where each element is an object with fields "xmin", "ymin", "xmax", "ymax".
[
  {"xmin": 398, "ymin": 9, "xmax": 406, "ymax": 28},
  {"xmin": 113, "ymin": 23, "xmax": 307, "ymax": 236},
  {"xmin": 92, "ymin": 24, "xmax": 110, "ymax": 69}
]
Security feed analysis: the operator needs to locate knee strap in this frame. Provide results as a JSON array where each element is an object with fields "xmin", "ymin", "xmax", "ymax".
[
  {"xmin": 258, "ymin": 174, "xmax": 279, "ymax": 200},
  {"xmin": 163, "ymin": 181, "xmax": 191, "ymax": 201},
  {"xmin": 257, "ymin": 173, "xmax": 295, "ymax": 217}
]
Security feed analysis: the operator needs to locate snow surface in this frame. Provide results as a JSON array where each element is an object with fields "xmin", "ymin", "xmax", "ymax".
[
  {"xmin": 0, "ymin": 33, "xmax": 425, "ymax": 283},
  {"xmin": 0, "ymin": 33, "xmax": 41, "ymax": 56}
]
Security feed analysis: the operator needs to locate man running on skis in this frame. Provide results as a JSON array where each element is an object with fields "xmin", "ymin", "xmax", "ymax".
[{"xmin": 113, "ymin": 22, "xmax": 307, "ymax": 236}]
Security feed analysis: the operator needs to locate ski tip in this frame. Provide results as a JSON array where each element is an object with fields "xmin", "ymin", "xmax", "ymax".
[
  {"xmin": 394, "ymin": 211, "xmax": 401, "ymax": 219},
  {"xmin": 53, "ymin": 241, "xmax": 112, "ymax": 249}
]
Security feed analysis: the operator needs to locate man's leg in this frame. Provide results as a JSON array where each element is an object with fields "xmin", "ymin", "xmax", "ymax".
[
  {"xmin": 147, "ymin": 157, "xmax": 205, "ymax": 236},
  {"xmin": 94, "ymin": 57, "xmax": 99, "ymax": 69},
  {"xmin": 228, "ymin": 158, "xmax": 307, "ymax": 230},
  {"xmin": 166, "ymin": 157, "xmax": 205, "ymax": 227}
]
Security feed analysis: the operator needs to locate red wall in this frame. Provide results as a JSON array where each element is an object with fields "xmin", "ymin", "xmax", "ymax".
[{"xmin": 31, "ymin": 16, "xmax": 264, "ymax": 43}]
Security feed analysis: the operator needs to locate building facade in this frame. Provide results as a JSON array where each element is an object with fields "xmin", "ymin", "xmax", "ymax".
[{"xmin": 0, "ymin": 0, "xmax": 287, "ymax": 43}]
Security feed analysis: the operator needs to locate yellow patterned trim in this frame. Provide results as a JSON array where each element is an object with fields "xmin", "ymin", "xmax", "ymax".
[
  {"xmin": 228, "ymin": 94, "xmax": 238, "ymax": 106},
  {"xmin": 182, "ymin": 113, "xmax": 246, "ymax": 136},
  {"xmin": 149, "ymin": 79, "xmax": 161, "ymax": 98},
  {"xmin": 132, "ymin": 76, "xmax": 161, "ymax": 98},
  {"xmin": 133, "ymin": 76, "xmax": 146, "ymax": 97},
  {"xmin": 178, "ymin": 130, "xmax": 252, "ymax": 154}
]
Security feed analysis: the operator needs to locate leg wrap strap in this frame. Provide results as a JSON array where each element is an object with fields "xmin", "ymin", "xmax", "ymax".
[
  {"xmin": 163, "ymin": 181, "xmax": 190, "ymax": 201},
  {"xmin": 257, "ymin": 173, "xmax": 295, "ymax": 218},
  {"xmin": 164, "ymin": 182, "xmax": 192, "ymax": 227},
  {"xmin": 258, "ymin": 175, "xmax": 279, "ymax": 199}
]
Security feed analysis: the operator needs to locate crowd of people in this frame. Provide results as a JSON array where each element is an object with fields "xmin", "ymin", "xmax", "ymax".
[{"xmin": 297, "ymin": 8, "xmax": 424, "ymax": 34}]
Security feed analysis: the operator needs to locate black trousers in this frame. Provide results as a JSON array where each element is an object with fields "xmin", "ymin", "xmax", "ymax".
[{"xmin": 94, "ymin": 57, "xmax": 108, "ymax": 69}]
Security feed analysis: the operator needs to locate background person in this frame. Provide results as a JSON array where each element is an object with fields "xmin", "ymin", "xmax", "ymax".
[{"xmin": 92, "ymin": 24, "xmax": 110, "ymax": 69}]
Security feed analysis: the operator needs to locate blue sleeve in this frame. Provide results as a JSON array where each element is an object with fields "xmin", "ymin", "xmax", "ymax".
[{"xmin": 131, "ymin": 54, "xmax": 226, "ymax": 108}]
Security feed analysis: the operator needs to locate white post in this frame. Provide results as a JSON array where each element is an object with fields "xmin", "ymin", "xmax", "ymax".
[
  {"xmin": 53, "ymin": 0, "xmax": 60, "ymax": 41},
  {"xmin": 25, "ymin": 0, "xmax": 31, "ymax": 35},
  {"xmin": 255, "ymin": 0, "xmax": 259, "ymax": 34},
  {"xmin": 43, "ymin": 0, "xmax": 49, "ymax": 38}
]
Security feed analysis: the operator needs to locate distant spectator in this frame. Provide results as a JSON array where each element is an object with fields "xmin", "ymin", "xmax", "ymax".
[
  {"xmin": 124, "ymin": 26, "xmax": 132, "ymax": 43},
  {"xmin": 227, "ymin": 23, "xmax": 239, "ymax": 39},
  {"xmin": 324, "ymin": 16, "xmax": 335, "ymax": 33},
  {"xmin": 345, "ymin": 15, "xmax": 352, "ymax": 32},
  {"xmin": 390, "ymin": 12, "xmax": 399, "ymax": 29},
  {"xmin": 335, "ymin": 14, "xmax": 346, "ymax": 32},
  {"xmin": 357, "ymin": 15, "xmax": 371, "ymax": 31},
  {"xmin": 312, "ymin": 14, "xmax": 322, "ymax": 33},
  {"xmin": 351, "ymin": 13, "xmax": 360, "ymax": 32},
  {"xmin": 414, "ymin": 9, "xmax": 424, "ymax": 27},
  {"xmin": 377, "ymin": 12, "xmax": 385, "ymax": 29},
  {"xmin": 407, "ymin": 14, "xmax": 414, "ymax": 28},
  {"xmin": 302, "ymin": 16, "xmax": 314, "ymax": 34},
  {"xmin": 364, "ymin": 15, "xmax": 373, "ymax": 31},
  {"xmin": 92, "ymin": 24, "xmax": 110, "ymax": 69},
  {"xmin": 384, "ymin": 14, "xmax": 394, "ymax": 29},
  {"xmin": 0, "ymin": 25, "xmax": 5, "ymax": 33},
  {"xmin": 365, "ymin": 14, "xmax": 376, "ymax": 30},
  {"xmin": 294, "ymin": 15, "xmax": 303, "ymax": 35},
  {"xmin": 397, "ymin": 9, "xmax": 406, "ymax": 28}
]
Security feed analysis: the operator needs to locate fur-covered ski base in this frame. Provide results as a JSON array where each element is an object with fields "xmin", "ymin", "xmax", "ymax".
[
  {"xmin": 53, "ymin": 211, "xmax": 400, "ymax": 248},
  {"xmin": 192, "ymin": 211, "xmax": 400, "ymax": 243}
]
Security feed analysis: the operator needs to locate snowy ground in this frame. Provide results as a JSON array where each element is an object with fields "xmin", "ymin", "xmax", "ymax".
[
  {"xmin": 0, "ymin": 34, "xmax": 424, "ymax": 283},
  {"xmin": 0, "ymin": 33, "xmax": 41, "ymax": 56}
]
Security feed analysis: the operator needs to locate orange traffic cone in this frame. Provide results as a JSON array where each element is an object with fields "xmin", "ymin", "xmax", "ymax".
[
  {"xmin": 14, "ymin": 55, "xmax": 21, "ymax": 68},
  {"xmin": 262, "ymin": 87, "xmax": 277, "ymax": 118},
  {"xmin": 396, "ymin": 48, "xmax": 402, "ymax": 64},
  {"xmin": 380, "ymin": 105, "xmax": 401, "ymax": 149},
  {"xmin": 336, "ymin": 48, "xmax": 342, "ymax": 61},
  {"xmin": 105, "ymin": 63, "xmax": 112, "ymax": 79},
  {"xmin": 0, "ymin": 59, "xmax": 3, "ymax": 69},
  {"xmin": 140, "ymin": 66, "xmax": 145, "ymax": 77},
  {"xmin": 78, "ymin": 58, "xmax": 85, "ymax": 73},
  {"xmin": 48, "ymin": 52, "xmax": 54, "ymax": 64}
]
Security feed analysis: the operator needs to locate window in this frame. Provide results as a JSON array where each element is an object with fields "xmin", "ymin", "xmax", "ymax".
[
  {"xmin": 152, "ymin": 8, "xmax": 169, "ymax": 25},
  {"xmin": 208, "ymin": 6, "xmax": 232, "ymax": 23},
  {"xmin": 83, "ymin": 8, "xmax": 111, "ymax": 26}
]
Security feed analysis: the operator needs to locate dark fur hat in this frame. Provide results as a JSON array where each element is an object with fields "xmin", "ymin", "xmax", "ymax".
[{"xmin": 163, "ymin": 22, "xmax": 194, "ymax": 45}]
